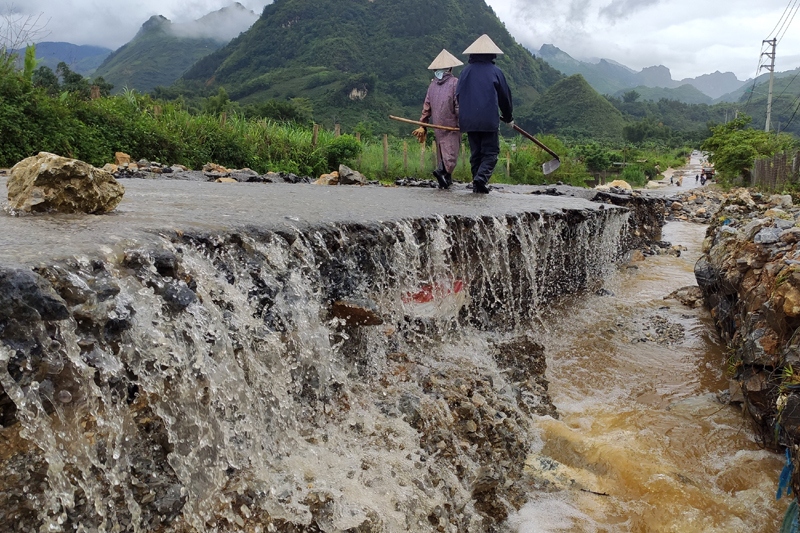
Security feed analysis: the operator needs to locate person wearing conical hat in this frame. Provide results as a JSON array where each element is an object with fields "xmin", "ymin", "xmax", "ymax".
[
  {"xmin": 412, "ymin": 49, "xmax": 463, "ymax": 189},
  {"xmin": 456, "ymin": 34, "xmax": 513, "ymax": 194}
]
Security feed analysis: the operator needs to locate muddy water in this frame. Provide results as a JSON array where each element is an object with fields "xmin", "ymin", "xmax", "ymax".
[{"xmin": 511, "ymin": 222, "xmax": 787, "ymax": 532}]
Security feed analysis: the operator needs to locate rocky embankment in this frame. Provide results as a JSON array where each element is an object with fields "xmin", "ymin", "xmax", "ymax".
[
  {"xmin": 694, "ymin": 188, "xmax": 800, "ymax": 493},
  {"xmin": 663, "ymin": 187, "xmax": 725, "ymax": 223}
]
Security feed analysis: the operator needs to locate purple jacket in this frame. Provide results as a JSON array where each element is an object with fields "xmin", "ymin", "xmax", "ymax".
[
  {"xmin": 420, "ymin": 72, "xmax": 459, "ymax": 128},
  {"xmin": 456, "ymin": 55, "xmax": 513, "ymax": 132}
]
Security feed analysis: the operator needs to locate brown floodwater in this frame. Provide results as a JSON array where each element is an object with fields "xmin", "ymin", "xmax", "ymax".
[{"xmin": 510, "ymin": 221, "xmax": 788, "ymax": 532}]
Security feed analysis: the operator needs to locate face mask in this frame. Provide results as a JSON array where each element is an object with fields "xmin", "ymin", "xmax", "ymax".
[{"xmin": 434, "ymin": 69, "xmax": 446, "ymax": 80}]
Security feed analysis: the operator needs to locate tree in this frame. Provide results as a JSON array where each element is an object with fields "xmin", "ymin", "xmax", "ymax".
[
  {"xmin": 622, "ymin": 90, "xmax": 640, "ymax": 103},
  {"xmin": 56, "ymin": 61, "xmax": 90, "ymax": 98},
  {"xmin": 22, "ymin": 42, "xmax": 37, "ymax": 82},
  {"xmin": 203, "ymin": 87, "xmax": 231, "ymax": 115},
  {"xmin": 701, "ymin": 115, "xmax": 797, "ymax": 183},
  {"xmin": 91, "ymin": 76, "xmax": 113, "ymax": 97},
  {"xmin": 32, "ymin": 64, "xmax": 58, "ymax": 94},
  {"xmin": 578, "ymin": 143, "xmax": 612, "ymax": 172}
]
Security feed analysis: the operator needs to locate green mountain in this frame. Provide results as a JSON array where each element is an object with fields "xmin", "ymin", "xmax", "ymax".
[
  {"xmin": 94, "ymin": 3, "xmax": 258, "ymax": 94},
  {"xmin": 537, "ymin": 44, "xmax": 749, "ymax": 102},
  {"xmin": 181, "ymin": 0, "xmax": 563, "ymax": 132},
  {"xmin": 716, "ymin": 67, "xmax": 800, "ymax": 103},
  {"xmin": 530, "ymin": 74, "xmax": 627, "ymax": 140},
  {"xmin": 613, "ymin": 84, "xmax": 712, "ymax": 105},
  {"xmin": 536, "ymin": 44, "xmax": 637, "ymax": 95}
]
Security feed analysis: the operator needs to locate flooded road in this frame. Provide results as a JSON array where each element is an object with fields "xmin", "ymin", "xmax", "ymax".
[{"xmin": 512, "ymin": 221, "xmax": 787, "ymax": 532}]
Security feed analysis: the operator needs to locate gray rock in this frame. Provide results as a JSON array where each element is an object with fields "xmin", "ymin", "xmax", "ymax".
[
  {"xmin": 338, "ymin": 164, "xmax": 368, "ymax": 185},
  {"xmin": 743, "ymin": 219, "xmax": 768, "ymax": 240},
  {"xmin": 776, "ymin": 219, "xmax": 796, "ymax": 230},
  {"xmin": 0, "ymin": 268, "xmax": 69, "ymax": 322},
  {"xmin": 770, "ymin": 194, "xmax": 793, "ymax": 208},
  {"xmin": 754, "ymin": 227, "xmax": 782, "ymax": 244}
]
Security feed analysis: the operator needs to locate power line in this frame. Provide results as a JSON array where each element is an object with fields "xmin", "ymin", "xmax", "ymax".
[
  {"xmin": 777, "ymin": 0, "xmax": 800, "ymax": 44},
  {"xmin": 781, "ymin": 93, "xmax": 800, "ymax": 131},
  {"xmin": 767, "ymin": 0, "xmax": 797, "ymax": 39}
]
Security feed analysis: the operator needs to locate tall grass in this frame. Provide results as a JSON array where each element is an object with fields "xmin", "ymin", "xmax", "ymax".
[{"xmin": 353, "ymin": 133, "xmax": 593, "ymax": 186}]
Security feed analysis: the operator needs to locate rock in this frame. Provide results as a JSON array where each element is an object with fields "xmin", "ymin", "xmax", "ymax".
[
  {"xmin": 665, "ymin": 286, "xmax": 704, "ymax": 308},
  {"xmin": 215, "ymin": 177, "xmax": 238, "ymax": 183},
  {"xmin": 229, "ymin": 168, "xmax": 259, "ymax": 182},
  {"xmin": 203, "ymin": 162, "xmax": 229, "ymax": 173},
  {"xmin": 7, "ymin": 152, "xmax": 125, "ymax": 214},
  {"xmin": 696, "ymin": 208, "xmax": 707, "ymax": 216},
  {"xmin": 770, "ymin": 194, "xmax": 793, "ymax": 208},
  {"xmin": 781, "ymin": 228, "xmax": 800, "ymax": 244},
  {"xmin": 743, "ymin": 219, "xmax": 768, "ymax": 240},
  {"xmin": 162, "ymin": 282, "xmax": 196, "ymax": 311},
  {"xmin": 605, "ymin": 179, "xmax": 632, "ymax": 191},
  {"xmin": 330, "ymin": 299, "xmax": 383, "ymax": 326},
  {"xmin": 765, "ymin": 208, "xmax": 792, "ymax": 220},
  {"xmin": 338, "ymin": 165, "xmax": 367, "ymax": 185},
  {"xmin": 315, "ymin": 171, "xmax": 340, "ymax": 186},
  {"xmin": 754, "ymin": 227, "xmax": 781, "ymax": 244},
  {"xmin": 115, "ymin": 152, "xmax": 131, "ymax": 165},
  {"xmin": 102, "ymin": 163, "xmax": 119, "ymax": 173},
  {"xmin": 171, "ymin": 164, "xmax": 188, "ymax": 172},
  {"xmin": 736, "ymin": 189, "xmax": 756, "ymax": 208},
  {"xmin": 777, "ymin": 283, "xmax": 800, "ymax": 317},
  {"xmin": 0, "ymin": 268, "xmax": 70, "ymax": 322},
  {"xmin": 671, "ymin": 201, "xmax": 683, "ymax": 211},
  {"xmin": 630, "ymin": 250, "xmax": 646, "ymax": 262}
]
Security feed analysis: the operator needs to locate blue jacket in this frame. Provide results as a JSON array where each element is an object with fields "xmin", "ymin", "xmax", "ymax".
[{"xmin": 456, "ymin": 55, "xmax": 513, "ymax": 132}]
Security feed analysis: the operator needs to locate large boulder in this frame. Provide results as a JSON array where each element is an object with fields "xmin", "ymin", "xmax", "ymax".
[
  {"xmin": 338, "ymin": 164, "xmax": 367, "ymax": 185},
  {"xmin": 7, "ymin": 152, "xmax": 125, "ymax": 214}
]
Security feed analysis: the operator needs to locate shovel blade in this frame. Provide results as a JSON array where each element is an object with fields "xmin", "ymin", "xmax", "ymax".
[{"xmin": 542, "ymin": 158, "xmax": 561, "ymax": 175}]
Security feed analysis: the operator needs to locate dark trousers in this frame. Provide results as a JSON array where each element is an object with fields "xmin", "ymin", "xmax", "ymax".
[{"xmin": 467, "ymin": 131, "xmax": 500, "ymax": 184}]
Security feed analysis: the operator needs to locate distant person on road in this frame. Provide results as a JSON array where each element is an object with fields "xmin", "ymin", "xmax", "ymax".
[
  {"xmin": 412, "ymin": 49, "xmax": 463, "ymax": 189},
  {"xmin": 456, "ymin": 34, "xmax": 513, "ymax": 194},
  {"xmin": 695, "ymin": 174, "xmax": 699, "ymax": 184}
]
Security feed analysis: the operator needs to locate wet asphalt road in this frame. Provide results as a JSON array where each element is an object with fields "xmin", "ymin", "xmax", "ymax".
[{"xmin": 0, "ymin": 178, "xmax": 616, "ymax": 267}]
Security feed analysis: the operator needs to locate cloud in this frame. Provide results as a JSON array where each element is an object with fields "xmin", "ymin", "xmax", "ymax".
[
  {"xmin": 598, "ymin": 0, "xmax": 661, "ymax": 21},
  {"xmin": 4, "ymin": 0, "xmax": 270, "ymax": 49}
]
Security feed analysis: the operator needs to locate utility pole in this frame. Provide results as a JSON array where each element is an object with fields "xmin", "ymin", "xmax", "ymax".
[{"xmin": 762, "ymin": 38, "xmax": 777, "ymax": 132}]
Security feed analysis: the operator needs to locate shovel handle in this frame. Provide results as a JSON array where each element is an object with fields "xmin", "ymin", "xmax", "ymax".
[
  {"xmin": 512, "ymin": 124, "xmax": 560, "ymax": 160},
  {"xmin": 389, "ymin": 115, "xmax": 460, "ymax": 132}
]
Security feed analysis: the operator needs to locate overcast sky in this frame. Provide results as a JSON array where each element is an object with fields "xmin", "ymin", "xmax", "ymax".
[{"xmin": 6, "ymin": 0, "xmax": 800, "ymax": 81}]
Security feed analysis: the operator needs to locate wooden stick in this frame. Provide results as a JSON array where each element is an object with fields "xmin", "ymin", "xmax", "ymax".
[{"xmin": 389, "ymin": 115, "xmax": 460, "ymax": 132}]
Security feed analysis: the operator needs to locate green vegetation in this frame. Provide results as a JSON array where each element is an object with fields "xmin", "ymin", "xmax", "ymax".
[
  {"xmin": 613, "ymin": 84, "xmax": 713, "ymax": 105},
  {"xmin": 528, "ymin": 75, "xmax": 627, "ymax": 141},
  {"xmin": 701, "ymin": 115, "xmax": 798, "ymax": 184},
  {"xmin": 0, "ymin": 56, "xmax": 359, "ymax": 175}
]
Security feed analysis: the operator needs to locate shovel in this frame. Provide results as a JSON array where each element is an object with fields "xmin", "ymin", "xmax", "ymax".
[
  {"xmin": 389, "ymin": 115, "xmax": 460, "ymax": 131},
  {"xmin": 512, "ymin": 124, "xmax": 561, "ymax": 175}
]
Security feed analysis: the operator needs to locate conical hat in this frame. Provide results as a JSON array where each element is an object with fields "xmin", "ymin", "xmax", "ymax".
[
  {"xmin": 428, "ymin": 49, "xmax": 464, "ymax": 70},
  {"xmin": 463, "ymin": 34, "xmax": 504, "ymax": 55}
]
